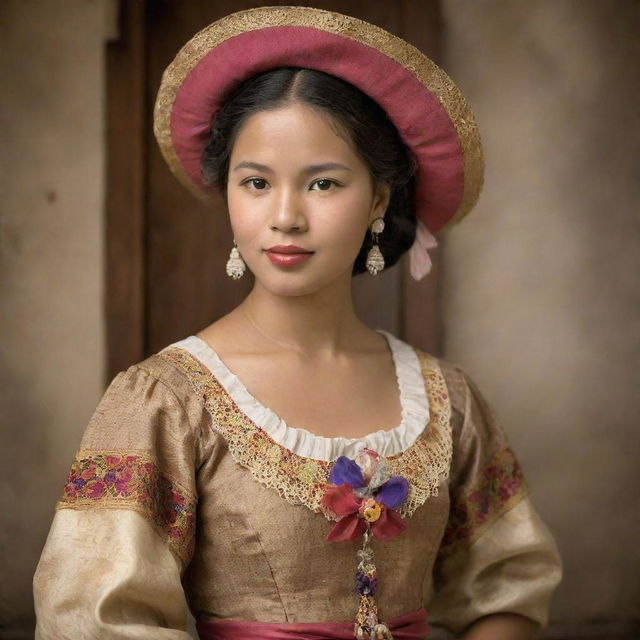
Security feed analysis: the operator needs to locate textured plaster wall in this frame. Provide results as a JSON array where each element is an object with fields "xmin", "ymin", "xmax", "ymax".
[
  {"xmin": 0, "ymin": 0, "xmax": 112, "ymax": 636},
  {"xmin": 441, "ymin": 0, "xmax": 640, "ymax": 634}
]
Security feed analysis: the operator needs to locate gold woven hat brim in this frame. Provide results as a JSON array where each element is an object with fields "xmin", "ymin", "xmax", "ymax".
[{"xmin": 154, "ymin": 6, "xmax": 484, "ymax": 232}]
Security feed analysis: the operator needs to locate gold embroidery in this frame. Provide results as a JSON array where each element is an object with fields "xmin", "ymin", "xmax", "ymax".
[
  {"xmin": 56, "ymin": 450, "xmax": 197, "ymax": 565},
  {"xmin": 153, "ymin": 6, "xmax": 482, "ymax": 230},
  {"xmin": 158, "ymin": 347, "xmax": 452, "ymax": 519}
]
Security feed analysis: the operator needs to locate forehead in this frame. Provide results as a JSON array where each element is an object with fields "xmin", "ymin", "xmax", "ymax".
[{"xmin": 230, "ymin": 103, "xmax": 359, "ymax": 163}]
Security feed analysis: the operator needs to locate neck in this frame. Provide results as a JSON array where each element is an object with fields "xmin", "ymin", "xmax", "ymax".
[{"xmin": 238, "ymin": 271, "xmax": 372, "ymax": 357}]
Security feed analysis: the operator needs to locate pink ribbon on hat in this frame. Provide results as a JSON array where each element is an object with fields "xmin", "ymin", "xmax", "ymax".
[{"xmin": 409, "ymin": 220, "xmax": 438, "ymax": 281}]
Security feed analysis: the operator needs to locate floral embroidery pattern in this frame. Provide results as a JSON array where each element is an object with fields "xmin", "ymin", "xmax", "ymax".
[
  {"xmin": 57, "ymin": 451, "xmax": 196, "ymax": 563},
  {"xmin": 439, "ymin": 445, "xmax": 527, "ymax": 555},
  {"xmin": 158, "ymin": 347, "xmax": 452, "ymax": 519}
]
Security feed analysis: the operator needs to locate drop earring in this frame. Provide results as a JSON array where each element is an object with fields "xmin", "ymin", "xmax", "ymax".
[
  {"xmin": 226, "ymin": 239, "xmax": 246, "ymax": 279},
  {"xmin": 366, "ymin": 217, "xmax": 385, "ymax": 275}
]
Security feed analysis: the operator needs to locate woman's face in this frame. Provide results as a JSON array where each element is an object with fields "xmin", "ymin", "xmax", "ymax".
[{"xmin": 226, "ymin": 102, "xmax": 390, "ymax": 297}]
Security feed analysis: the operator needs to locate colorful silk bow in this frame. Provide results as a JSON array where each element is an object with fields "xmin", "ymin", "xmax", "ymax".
[{"xmin": 321, "ymin": 449, "xmax": 409, "ymax": 542}]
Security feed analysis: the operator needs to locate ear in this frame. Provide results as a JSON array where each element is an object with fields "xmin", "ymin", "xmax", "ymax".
[{"xmin": 370, "ymin": 182, "xmax": 391, "ymax": 224}]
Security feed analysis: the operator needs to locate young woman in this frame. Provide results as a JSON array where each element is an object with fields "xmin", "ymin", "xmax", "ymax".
[{"xmin": 34, "ymin": 7, "xmax": 561, "ymax": 640}]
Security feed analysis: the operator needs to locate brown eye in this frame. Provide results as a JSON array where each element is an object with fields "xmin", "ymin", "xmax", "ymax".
[
  {"xmin": 311, "ymin": 179, "xmax": 337, "ymax": 191},
  {"xmin": 244, "ymin": 178, "xmax": 268, "ymax": 190}
]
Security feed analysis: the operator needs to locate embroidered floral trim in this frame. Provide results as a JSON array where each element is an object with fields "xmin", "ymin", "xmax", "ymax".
[
  {"xmin": 56, "ymin": 450, "xmax": 196, "ymax": 564},
  {"xmin": 158, "ymin": 347, "xmax": 452, "ymax": 519},
  {"xmin": 439, "ymin": 445, "xmax": 528, "ymax": 556}
]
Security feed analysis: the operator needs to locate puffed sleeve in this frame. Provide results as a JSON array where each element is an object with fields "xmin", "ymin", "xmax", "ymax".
[
  {"xmin": 33, "ymin": 356, "xmax": 212, "ymax": 639},
  {"xmin": 424, "ymin": 364, "xmax": 562, "ymax": 636}
]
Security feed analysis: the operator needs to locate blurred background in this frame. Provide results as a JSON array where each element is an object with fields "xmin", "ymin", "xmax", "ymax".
[{"xmin": 1, "ymin": 1, "xmax": 639, "ymax": 638}]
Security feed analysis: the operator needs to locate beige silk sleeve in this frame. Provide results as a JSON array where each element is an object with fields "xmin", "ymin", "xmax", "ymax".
[
  {"xmin": 33, "ymin": 358, "xmax": 212, "ymax": 639},
  {"xmin": 424, "ymin": 364, "xmax": 562, "ymax": 636}
]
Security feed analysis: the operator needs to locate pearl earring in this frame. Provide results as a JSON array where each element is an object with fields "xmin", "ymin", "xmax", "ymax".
[
  {"xmin": 365, "ymin": 217, "xmax": 385, "ymax": 275},
  {"xmin": 226, "ymin": 239, "xmax": 246, "ymax": 279}
]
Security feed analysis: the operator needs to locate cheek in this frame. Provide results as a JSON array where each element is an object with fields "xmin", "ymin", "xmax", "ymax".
[
  {"xmin": 322, "ymin": 189, "xmax": 372, "ymax": 245},
  {"xmin": 227, "ymin": 192, "xmax": 262, "ymax": 241},
  {"xmin": 324, "ymin": 215, "xmax": 367, "ymax": 253}
]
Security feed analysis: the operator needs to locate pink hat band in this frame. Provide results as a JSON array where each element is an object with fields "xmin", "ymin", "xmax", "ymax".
[{"xmin": 154, "ymin": 7, "xmax": 484, "ymax": 275}]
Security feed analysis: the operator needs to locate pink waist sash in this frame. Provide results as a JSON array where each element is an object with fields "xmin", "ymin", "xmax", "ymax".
[{"xmin": 196, "ymin": 607, "xmax": 429, "ymax": 640}]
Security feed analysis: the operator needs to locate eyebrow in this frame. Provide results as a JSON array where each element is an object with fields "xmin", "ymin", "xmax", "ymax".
[{"xmin": 232, "ymin": 161, "xmax": 352, "ymax": 175}]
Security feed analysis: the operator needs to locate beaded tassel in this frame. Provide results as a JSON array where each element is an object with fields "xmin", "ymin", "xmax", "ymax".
[{"xmin": 354, "ymin": 528, "xmax": 393, "ymax": 640}]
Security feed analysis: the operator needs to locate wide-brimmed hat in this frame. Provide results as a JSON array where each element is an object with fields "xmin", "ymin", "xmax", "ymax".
[{"xmin": 154, "ymin": 6, "xmax": 484, "ymax": 279}]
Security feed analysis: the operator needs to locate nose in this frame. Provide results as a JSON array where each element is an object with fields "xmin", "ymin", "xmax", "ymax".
[{"xmin": 269, "ymin": 187, "xmax": 308, "ymax": 233}]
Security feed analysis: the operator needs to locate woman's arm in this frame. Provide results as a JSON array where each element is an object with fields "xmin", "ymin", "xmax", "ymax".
[
  {"xmin": 33, "ymin": 360, "xmax": 211, "ymax": 638},
  {"xmin": 425, "ymin": 363, "xmax": 562, "ymax": 636},
  {"xmin": 462, "ymin": 613, "xmax": 538, "ymax": 640},
  {"xmin": 34, "ymin": 508, "xmax": 194, "ymax": 639}
]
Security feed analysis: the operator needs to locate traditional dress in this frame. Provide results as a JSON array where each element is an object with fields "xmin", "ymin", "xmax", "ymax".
[{"xmin": 33, "ymin": 329, "xmax": 561, "ymax": 639}]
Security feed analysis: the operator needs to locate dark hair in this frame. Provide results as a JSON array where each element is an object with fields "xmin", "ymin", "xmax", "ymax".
[{"xmin": 201, "ymin": 67, "xmax": 417, "ymax": 276}]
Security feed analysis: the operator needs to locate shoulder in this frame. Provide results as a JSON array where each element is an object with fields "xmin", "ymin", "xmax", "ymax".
[
  {"xmin": 86, "ymin": 343, "xmax": 216, "ymax": 450},
  {"xmin": 391, "ymin": 333, "xmax": 469, "ymax": 421},
  {"xmin": 132, "ymin": 347, "xmax": 201, "ymax": 401},
  {"xmin": 399, "ymin": 337, "xmax": 502, "ymax": 449},
  {"xmin": 102, "ymin": 349, "xmax": 201, "ymax": 414}
]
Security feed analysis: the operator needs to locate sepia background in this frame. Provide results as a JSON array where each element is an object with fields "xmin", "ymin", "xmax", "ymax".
[{"xmin": 1, "ymin": 1, "xmax": 639, "ymax": 638}]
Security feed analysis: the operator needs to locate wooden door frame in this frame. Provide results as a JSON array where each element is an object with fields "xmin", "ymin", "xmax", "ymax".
[{"xmin": 105, "ymin": 0, "xmax": 147, "ymax": 380}]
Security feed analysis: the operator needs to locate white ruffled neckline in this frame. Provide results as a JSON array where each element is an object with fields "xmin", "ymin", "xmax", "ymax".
[{"xmin": 167, "ymin": 329, "xmax": 430, "ymax": 462}]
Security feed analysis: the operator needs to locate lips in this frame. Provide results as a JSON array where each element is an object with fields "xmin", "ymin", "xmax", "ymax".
[
  {"xmin": 265, "ymin": 245, "xmax": 314, "ymax": 268},
  {"xmin": 266, "ymin": 245, "xmax": 313, "ymax": 254}
]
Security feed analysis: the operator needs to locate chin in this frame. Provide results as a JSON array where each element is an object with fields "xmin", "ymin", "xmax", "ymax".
[
  {"xmin": 254, "ymin": 268, "xmax": 343, "ymax": 298},
  {"xmin": 258, "ymin": 277, "xmax": 325, "ymax": 298}
]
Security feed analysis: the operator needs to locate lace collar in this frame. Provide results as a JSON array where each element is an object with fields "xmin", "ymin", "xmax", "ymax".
[
  {"xmin": 165, "ymin": 329, "xmax": 429, "ymax": 461},
  {"xmin": 159, "ymin": 337, "xmax": 451, "ymax": 518}
]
